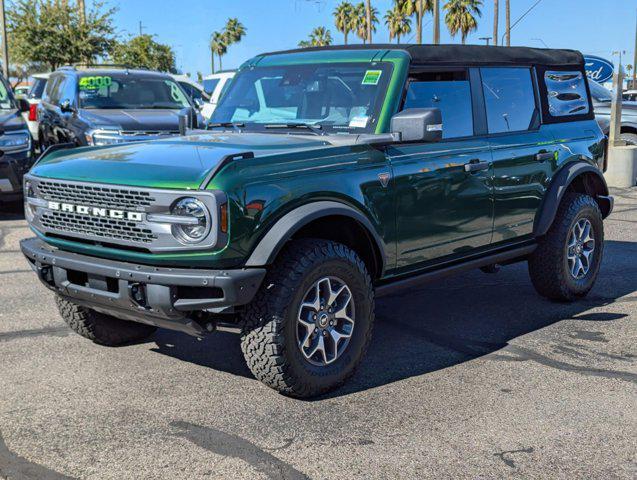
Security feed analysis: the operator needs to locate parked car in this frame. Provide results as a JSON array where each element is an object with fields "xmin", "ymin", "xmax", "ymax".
[
  {"xmin": 21, "ymin": 45, "xmax": 612, "ymax": 397},
  {"xmin": 623, "ymin": 89, "xmax": 637, "ymax": 102},
  {"xmin": 590, "ymin": 80, "xmax": 637, "ymax": 145},
  {"xmin": 170, "ymin": 74, "xmax": 210, "ymax": 107},
  {"xmin": 201, "ymin": 71, "xmax": 234, "ymax": 119},
  {"xmin": 22, "ymin": 73, "xmax": 49, "ymax": 147},
  {"xmin": 0, "ymin": 74, "xmax": 32, "ymax": 202},
  {"xmin": 38, "ymin": 66, "xmax": 202, "ymax": 148}
]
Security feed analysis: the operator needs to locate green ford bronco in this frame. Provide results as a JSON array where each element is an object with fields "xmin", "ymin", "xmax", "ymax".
[{"xmin": 21, "ymin": 45, "xmax": 613, "ymax": 397}]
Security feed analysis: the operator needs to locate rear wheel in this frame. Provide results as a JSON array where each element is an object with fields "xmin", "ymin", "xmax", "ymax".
[
  {"xmin": 240, "ymin": 239, "xmax": 374, "ymax": 398},
  {"xmin": 56, "ymin": 295, "xmax": 157, "ymax": 346},
  {"xmin": 528, "ymin": 193, "xmax": 604, "ymax": 301},
  {"xmin": 620, "ymin": 132, "xmax": 637, "ymax": 146}
]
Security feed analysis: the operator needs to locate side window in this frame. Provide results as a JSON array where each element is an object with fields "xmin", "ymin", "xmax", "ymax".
[
  {"xmin": 403, "ymin": 71, "xmax": 473, "ymax": 139},
  {"xmin": 481, "ymin": 67, "xmax": 537, "ymax": 134},
  {"xmin": 60, "ymin": 77, "xmax": 76, "ymax": 104},
  {"xmin": 544, "ymin": 71, "xmax": 590, "ymax": 117},
  {"xmin": 44, "ymin": 76, "xmax": 62, "ymax": 105}
]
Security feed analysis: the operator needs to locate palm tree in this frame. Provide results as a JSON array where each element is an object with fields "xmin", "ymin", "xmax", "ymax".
[
  {"xmin": 334, "ymin": 2, "xmax": 355, "ymax": 45},
  {"xmin": 365, "ymin": 0, "xmax": 372, "ymax": 43},
  {"xmin": 444, "ymin": 0, "xmax": 482, "ymax": 44},
  {"xmin": 385, "ymin": 6, "xmax": 412, "ymax": 44},
  {"xmin": 493, "ymin": 0, "xmax": 498, "ymax": 46},
  {"xmin": 399, "ymin": 0, "xmax": 433, "ymax": 44},
  {"xmin": 433, "ymin": 0, "xmax": 440, "ymax": 43},
  {"xmin": 504, "ymin": 0, "xmax": 510, "ymax": 46},
  {"xmin": 224, "ymin": 18, "xmax": 246, "ymax": 45},
  {"xmin": 354, "ymin": 2, "xmax": 378, "ymax": 43},
  {"xmin": 299, "ymin": 27, "xmax": 333, "ymax": 47},
  {"xmin": 210, "ymin": 31, "xmax": 227, "ymax": 72}
]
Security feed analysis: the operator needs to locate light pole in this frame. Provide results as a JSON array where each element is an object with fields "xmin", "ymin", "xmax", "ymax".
[{"xmin": 0, "ymin": 0, "xmax": 8, "ymax": 79}]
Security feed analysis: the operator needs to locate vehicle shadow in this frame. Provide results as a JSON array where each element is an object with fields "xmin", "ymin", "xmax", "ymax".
[{"xmin": 145, "ymin": 239, "xmax": 637, "ymax": 397}]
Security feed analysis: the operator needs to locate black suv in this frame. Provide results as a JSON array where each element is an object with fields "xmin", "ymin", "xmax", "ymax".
[
  {"xmin": 0, "ymin": 73, "xmax": 32, "ymax": 202},
  {"xmin": 38, "ymin": 66, "xmax": 201, "ymax": 149}
]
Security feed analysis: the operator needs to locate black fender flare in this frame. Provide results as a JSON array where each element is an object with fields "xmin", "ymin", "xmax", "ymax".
[
  {"xmin": 534, "ymin": 161, "xmax": 612, "ymax": 237},
  {"xmin": 245, "ymin": 201, "xmax": 387, "ymax": 273}
]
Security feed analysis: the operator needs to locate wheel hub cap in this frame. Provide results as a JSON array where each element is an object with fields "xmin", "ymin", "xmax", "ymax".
[
  {"xmin": 296, "ymin": 276, "xmax": 355, "ymax": 366},
  {"xmin": 567, "ymin": 218, "xmax": 595, "ymax": 279}
]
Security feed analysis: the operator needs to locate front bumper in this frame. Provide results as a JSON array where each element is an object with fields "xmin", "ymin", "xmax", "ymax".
[
  {"xmin": 0, "ymin": 149, "xmax": 32, "ymax": 201},
  {"xmin": 21, "ymin": 238, "xmax": 266, "ymax": 336}
]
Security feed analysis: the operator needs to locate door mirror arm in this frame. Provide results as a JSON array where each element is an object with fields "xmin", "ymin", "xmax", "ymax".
[{"xmin": 59, "ymin": 99, "xmax": 76, "ymax": 114}]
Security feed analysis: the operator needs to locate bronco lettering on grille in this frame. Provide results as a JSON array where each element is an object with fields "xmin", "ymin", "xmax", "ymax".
[{"xmin": 47, "ymin": 201, "xmax": 144, "ymax": 222}]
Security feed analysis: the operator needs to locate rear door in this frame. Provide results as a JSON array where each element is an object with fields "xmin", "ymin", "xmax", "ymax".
[
  {"xmin": 386, "ymin": 68, "xmax": 494, "ymax": 273},
  {"xmin": 480, "ymin": 67, "xmax": 556, "ymax": 243}
]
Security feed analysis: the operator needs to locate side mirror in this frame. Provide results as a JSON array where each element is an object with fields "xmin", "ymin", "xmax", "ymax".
[
  {"xmin": 59, "ymin": 99, "xmax": 75, "ymax": 113},
  {"xmin": 194, "ymin": 98, "xmax": 205, "ymax": 109},
  {"xmin": 391, "ymin": 108, "xmax": 443, "ymax": 143},
  {"xmin": 17, "ymin": 98, "xmax": 30, "ymax": 113}
]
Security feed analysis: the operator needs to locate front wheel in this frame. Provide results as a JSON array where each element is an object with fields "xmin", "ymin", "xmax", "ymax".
[
  {"xmin": 240, "ymin": 239, "xmax": 374, "ymax": 398},
  {"xmin": 528, "ymin": 193, "xmax": 604, "ymax": 301}
]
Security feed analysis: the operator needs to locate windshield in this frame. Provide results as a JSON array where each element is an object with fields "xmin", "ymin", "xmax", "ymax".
[
  {"xmin": 203, "ymin": 78, "xmax": 220, "ymax": 95},
  {"xmin": 79, "ymin": 75, "xmax": 191, "ymax": 110},
  {"xmin": 589, "ymin": 80, "xmax": 612, "ymax": 103},
  {"xmin": 0, "ymin": 79, "xmax": 15, "ymax": 110},
  {"xmin": 211, "ymin": 63, "xmax": 393, "ymax": 134}
]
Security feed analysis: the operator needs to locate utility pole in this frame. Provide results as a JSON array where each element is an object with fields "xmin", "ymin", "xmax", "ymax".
[
  {"xmin": 433, "ymin": 0, "xmax": 440, "ymax": 44},
  {"xmin": 139, "ymin": 21, "xmax": 145, "ymax": 37},
  {"xmin": 0, "ymin": 0, "xmax": 8, "ymax": 79},
  {"xmin": 505, "ymin": 0, "xmax": 511, "ymax": 46},
  {"xmin": 633, "ymin": 9, "xmax": 637, "ymax": 89},
  {"xmin": 493, "ymin": 0, "xmax": 499, "ymax": 46}
]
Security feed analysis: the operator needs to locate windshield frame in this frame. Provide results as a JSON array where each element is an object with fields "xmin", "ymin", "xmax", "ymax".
[
  {"xmin": 78, "ymin": 74, "xmax": 194, "ymax": 110},
  {"xmin": 210, "ymin": 61, "xmax": 394, "ymax": 135}
]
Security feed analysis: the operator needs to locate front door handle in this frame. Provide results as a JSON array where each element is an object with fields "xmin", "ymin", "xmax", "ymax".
[
  {"xmin": 535, "ymin": 151, "xmax": 555, "ymax": 162},
  {"xmin": 464, "ymin": 159, "xmax": 490, "ymax": 173}
]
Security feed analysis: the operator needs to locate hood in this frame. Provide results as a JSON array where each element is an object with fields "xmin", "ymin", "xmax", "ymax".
[
  {"xmin": 80, "ymin": 109, "xmax": 190, "ymax": 132},
  {"xmin": 31, "ymin": 132, "xmax": 332, "ymax": 190},
  {"xmin": 0, "ymin": 109, "xmax": 27, "ymax": 132}
]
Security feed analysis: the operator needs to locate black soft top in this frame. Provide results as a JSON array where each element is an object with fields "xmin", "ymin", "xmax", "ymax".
[{"xmin": 263, "ymin": 44, "xmax": 584, "ymax": 68}]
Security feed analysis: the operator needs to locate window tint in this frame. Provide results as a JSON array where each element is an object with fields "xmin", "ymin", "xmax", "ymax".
[
  {"xmin": 403, "ymin": 71, "xmax": 473, "ymax": 139},
  {"xmin": 545, "ymin": 71, "xmax": 591, "ymax": 116},
  {"xmin": 481, "ymin": 68, "xmax": 537, "ymax": 134}
]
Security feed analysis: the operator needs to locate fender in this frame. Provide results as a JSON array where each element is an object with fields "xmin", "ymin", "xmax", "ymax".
[
  {"xmin": 245, "ymin": 201, "xmax": 387, "ymax": 272},
  {"xmin": 534, "ymin": 161, "xmax": 612, "ymax": 237}
]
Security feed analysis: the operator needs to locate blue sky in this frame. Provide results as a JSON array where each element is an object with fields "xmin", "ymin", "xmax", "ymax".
[{"xmin": 103, "ymin": 0, "xmax": 636, "ymax": 77}]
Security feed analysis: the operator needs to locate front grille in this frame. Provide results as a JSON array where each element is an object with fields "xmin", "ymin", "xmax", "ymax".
[
  {"xmin": 37, "ymin": 180, "xmax": 156, "ymax": 210},
  {"xmin": 41, "ymin": 210, "xmax": 156, "ymax": 244}
]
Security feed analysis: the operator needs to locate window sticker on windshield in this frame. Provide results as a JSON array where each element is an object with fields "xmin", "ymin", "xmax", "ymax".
[
  {"xmin": 349, "ymin": 116, "xmax": 369, "ymax": 128},
  {"xmin": 362, "ymin": 70, "xmax": 382, "ymax": 86},
  {"xmin": 79, "ymin": 76, "xmax": 113, "ymax": 90}
]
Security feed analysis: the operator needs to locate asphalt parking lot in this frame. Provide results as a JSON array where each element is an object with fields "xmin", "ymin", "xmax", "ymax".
[{"xmin": 0, "ymin": 188, "xmax": 635, "ymax": 480}]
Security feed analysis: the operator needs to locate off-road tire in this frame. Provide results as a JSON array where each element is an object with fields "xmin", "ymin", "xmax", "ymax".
[
  {"xmin": 56, "ymin": 295, "xmax": 157, "ymax": 346},
  {"xmin": 620, "ymin": 133, "xmax": 637, "ymax": 146},
  {"xmin": 528, "ymin": 193, "xmax": 604, "ymax": 301},
  {"xmin": 240, "ymin": 239, "xmax": 374, "ymax": 398}
]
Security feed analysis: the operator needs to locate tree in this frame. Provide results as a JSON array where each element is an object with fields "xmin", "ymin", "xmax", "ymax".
[
  {"xmin": 504, "ymin": 0, "xmax": 510, "ymax": 46},
  {"xmin": 209, "ymin": 18, "xmax": 246, "ymax": 73},
  {"xmin": 385, "ymin": 6, "xmax": 411, "ymax": 44},
  {"xmin": 111, "ymin": 34, "xmax": 176, "ymax": 72},
  {"xmin": 399, "ymin": 0, "xmax": 433, "ymax": 44},
  {"xmin": 354, "ymin": 2, "xmax": 378, "ymax": 43},
  {"xmin": 365, "ymin": 0, "xmax": 373, "ymax": 43},
  {"xmin": 444, "ymin": 0, "xmax": 482, "ymax": 44},
  {"xmin": 493, "ymin": 0, "xmax": 498, "ymax": 46},
  {"xmin": 334, "ymin": 2, "xmax": 355, "ymax": 45},
  {"xmin": 210, "ymin": 31, "xmax": 227, "ymax": 72},
  {"xmin": 299, "ymin": 27, "xmax": 333, "ymax": 48},
  {"xmin": 7, "ymin": 0, "xmax": 117, "ymax": 70}
]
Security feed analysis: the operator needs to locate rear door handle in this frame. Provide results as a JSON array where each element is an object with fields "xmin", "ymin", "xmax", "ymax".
[
  {"xmin": 535, "ymin": 151, "xmax": 555, "ymax": 162},
  {"xmin": 464, "ymin": 159, "xmax": 490, "ymax": 173}
]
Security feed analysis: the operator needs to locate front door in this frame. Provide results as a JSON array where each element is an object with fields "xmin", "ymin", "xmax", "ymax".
[{"xmin": 387, "ymin": 69, "xmax": 494, "ymax": 273}]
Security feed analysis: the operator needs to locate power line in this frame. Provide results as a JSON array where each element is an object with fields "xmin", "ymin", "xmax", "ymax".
[{"xmin": 502, "ymin": 0, "xmax": 545, "ymax": 45}]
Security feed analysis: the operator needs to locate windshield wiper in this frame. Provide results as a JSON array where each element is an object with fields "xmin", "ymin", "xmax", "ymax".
[
  {"xmin": 264, "ymin": 123, "xmax": 324, "ymax": 136},
  {"xmin": 208, "ymin": 122, "xmax": 245, "ymax": 133}
]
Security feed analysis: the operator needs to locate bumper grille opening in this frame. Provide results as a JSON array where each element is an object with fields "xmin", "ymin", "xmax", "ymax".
[
  {"xmin": 67, "ymin": 269, "xmax": 88, "ymax": 287},
  {"xmin": 176, "ymin": 286, "xmax": 224, "ymax": 300}
]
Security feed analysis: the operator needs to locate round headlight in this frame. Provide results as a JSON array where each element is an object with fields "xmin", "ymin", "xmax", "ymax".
[{"xmin": 171, "ymin": 197, "xmax": 211, "ymax": 244}]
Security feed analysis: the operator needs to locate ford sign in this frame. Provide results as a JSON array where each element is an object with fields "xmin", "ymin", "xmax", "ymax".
[{"xmin": 584, "ymin": 55, "xmax": 614, "ymax": 84}]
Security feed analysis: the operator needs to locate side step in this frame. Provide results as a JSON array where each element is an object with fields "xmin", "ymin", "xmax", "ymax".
[{"xmin": 376, "ymin": 244, "xmax": 536, "ymax": 297}]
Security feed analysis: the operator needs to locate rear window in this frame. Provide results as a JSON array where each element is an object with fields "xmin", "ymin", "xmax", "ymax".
[
  {"xmin": 544, "ymin": 71, "xmax": 590, "ymax": 117},
  {"xmin": 29, "ymin": 78, "xmax": 48, "ymax": 100}
]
